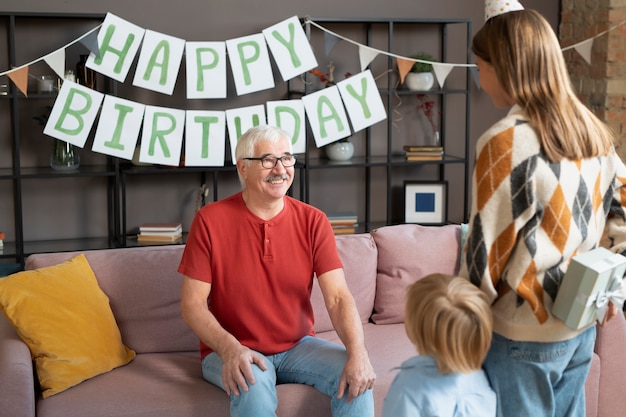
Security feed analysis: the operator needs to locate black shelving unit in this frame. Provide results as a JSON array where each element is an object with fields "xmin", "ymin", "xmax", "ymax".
[
  {"xmin": 1, "ymin": 14, "xmax": 472, "ymax": 267},
  {"xmin": 118, "ymin": 164, "xmax": 238, "ymax": 246},
  {"xmin": 292, "ymin": 18, "xmax": 472, "ymax": 231},
  {"xmin": 0, "ymin": 12, "xmax": 117, "ymax": 267}
]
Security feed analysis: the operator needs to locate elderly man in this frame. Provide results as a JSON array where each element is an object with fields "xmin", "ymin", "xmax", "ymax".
[{"xmin": 178, "ymin": 125, "xmax": 375, "ymax": 417}]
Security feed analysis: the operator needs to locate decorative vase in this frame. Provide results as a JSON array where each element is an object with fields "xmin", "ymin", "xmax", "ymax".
[
  {"xmin": 405, "ymin": 72, "xmax": 434, "ymax": 91},
  {"xmin": 76, "ymin": 55, "xmax": 96, "ymax": 89},
  {"xmin": 325, "ymin": 141, "xmax": 354, "ymax": 161},
  {"xmin": 50, "ymin": 140, "xmax": 80, "ymax": 171}
]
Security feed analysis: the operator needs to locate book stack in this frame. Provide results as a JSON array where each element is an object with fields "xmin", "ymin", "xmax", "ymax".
[
  {"xmin": 137, "ymin": 223, "xmax": 183, "ymax": 245},
  {"xmin": 403, "ymin": 145, "xmax": 444, "ymax": 161},
  {"xmin": 326, "ymin": 212, "xmax": 358, "ymax": 235}
]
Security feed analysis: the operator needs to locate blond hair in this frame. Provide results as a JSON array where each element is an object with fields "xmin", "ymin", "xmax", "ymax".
[
  {"xmin": 472, "ymin": 9, "xmax": 615, "ymax": 162},
  {"xmin": 404, "ymin": 274, "xmax": 493, "ymax": 374}
]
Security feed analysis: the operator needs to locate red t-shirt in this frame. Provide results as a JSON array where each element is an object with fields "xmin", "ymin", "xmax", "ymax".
[{"xmin": 178, "ymin": 193, "xmax": 342, "ymax": 358}]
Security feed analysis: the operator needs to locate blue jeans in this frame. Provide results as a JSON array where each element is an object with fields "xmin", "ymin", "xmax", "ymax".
[
  {"xmin": 202, "ymin": 336, "xmax": 374, "ymax": 417},
  {"xmin": 483, "ymin": 326, "xmax": 595, "ymax": 417}
]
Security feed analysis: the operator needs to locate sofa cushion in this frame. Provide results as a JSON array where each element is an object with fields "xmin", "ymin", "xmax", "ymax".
[
  {"xmin": 595, "ymin": 312, "xmax": 626, "ymax": 417},
  {"xmin": 311, "ymin": 233, "xmax": 378, "ymax": 333},
  {"xmin": 35, "ymin": 352, "xmax": 228, "ymax": 417},
  {"xmin": 26, "ymin": 245, "xmax": 199, "ymax": 354},
  {"xmin": 0, "ymin": 254, "xmax": 136, "ymax": 398},
  {"xmin": 318, "ymin": 323, "xmax": 414, "ymax": 417},
  {"xmin": 371, "ymin": 224, "xmax": 461, "ymax": 324}
]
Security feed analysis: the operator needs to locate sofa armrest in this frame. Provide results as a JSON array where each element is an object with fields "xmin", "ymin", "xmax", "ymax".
[
  {"xmin": 0, "ymin": 313, "xmax": 36, "ymax": 417},
  {"xmin": 595, "ymin": 312, "xmax": 626, "ymax": 417}
]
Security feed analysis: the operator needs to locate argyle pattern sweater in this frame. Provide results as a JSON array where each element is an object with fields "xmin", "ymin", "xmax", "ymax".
[{"xmin": 460, "ymin": 106, "xmax": 626, "ymax": 342}]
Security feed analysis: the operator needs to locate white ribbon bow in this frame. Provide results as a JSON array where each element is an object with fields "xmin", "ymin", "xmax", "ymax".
[{"xmin": 591, "ymin": 276, "xmax": 625, "ymax": 322}]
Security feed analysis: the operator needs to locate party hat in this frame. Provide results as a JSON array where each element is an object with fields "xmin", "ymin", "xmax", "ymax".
[{"xmin": 485, "ymin": 0, "xmax": 525, "ymax": 21}]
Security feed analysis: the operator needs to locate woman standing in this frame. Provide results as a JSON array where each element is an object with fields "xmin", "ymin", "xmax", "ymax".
[{"xmin": 461, "ymin": 1, "xmax": 626, "ymax": 416}]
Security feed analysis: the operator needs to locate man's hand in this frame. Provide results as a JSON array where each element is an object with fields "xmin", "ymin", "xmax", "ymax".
[
  {"xmin": 337, "ymin": 352, "xmax": 376, "ymax": 403},
  {"xmin": 317, "ymin": 268, "xmax": 376, "ymax": 403},
  {"xmin": 219, "ymin": 343, "xmax": 268, "ymax": 397},
  {"xmin": 181, "ymin": 277, "xmax": 268, "ymax": 397}
]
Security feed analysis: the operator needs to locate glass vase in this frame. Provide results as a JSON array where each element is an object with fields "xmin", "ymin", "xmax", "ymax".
[{"xmin": 50, "ymin": 140, "xmax": 80, "ymax": 171}]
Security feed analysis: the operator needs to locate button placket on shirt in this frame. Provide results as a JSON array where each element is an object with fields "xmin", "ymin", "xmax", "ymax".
[{"xmin": 263, "ymin": 222, "xmax": 272, "ymax": 260}]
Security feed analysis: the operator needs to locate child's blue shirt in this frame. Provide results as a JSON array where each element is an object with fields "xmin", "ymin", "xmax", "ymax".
[{"xmin": 382, "ymin": 355, "xmax": 496, "ymax": 417}]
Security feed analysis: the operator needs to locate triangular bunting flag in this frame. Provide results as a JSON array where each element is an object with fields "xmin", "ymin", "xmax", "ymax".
[
  {"xmin": 44, "ymin": 49, "xmax": 66, "ymax": 79},
  {"xmin": 432, "ymin": 63, "xmax": 453, "ymax": 88},
  {"xmin": 574, "ymin": 39, "xmax": 593, "ymax": 65},
  {"xmin": 359, "ymin": 45, "xmax": 379, "ymax": 72},
  {"xmin": 470, "ymin": 66, "xmax": 480, "ymax": 89},
  {"xmin": 80, "ymin": 28, "xmax": 101, "ymax": 58},
  {"xmin": 324, "ymin": 31, "xmax": 341, "ymax": 56},
  {"xmin": 396, "ymin": 58, "xmax": 414, "ymax": 84},
  {"xmin": 7, "ymin": 66, "xmax": 29, "ymax": 97}
]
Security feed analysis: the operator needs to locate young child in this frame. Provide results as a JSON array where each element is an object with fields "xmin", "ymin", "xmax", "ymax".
[{"xmin": 382, "ymin": 274, "xmax": 496, "ymax": 417}]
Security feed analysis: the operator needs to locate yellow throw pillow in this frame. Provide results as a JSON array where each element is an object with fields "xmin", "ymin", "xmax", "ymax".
[{"xmin": 0, "ymin": 254, "xmax": 135, "ymax": 398}]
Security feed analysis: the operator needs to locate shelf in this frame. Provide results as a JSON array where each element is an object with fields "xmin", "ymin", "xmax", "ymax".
[
  {"xmin": 380, "ymin": 88, "xmax": 470, "ymax": 96},
  {"xmin": 305, "ymin": 155, "xmax": 389, "ymax": 169},
  {"xmin": 123, "ymin": 233, "xmax": 188, "ymax": 248},
  {"xmin": 22, "ymin": 237, "xmax": 114, "ymax": 257},
  {"xmin": 302, "ymin": 154, "xmax": 465, "ymax": 169},
  {"xmin": 0, "ymin": 92, "xmax": 62, "ymax": 100},
  {"xmin": 0, "ymin": 168, "xmax": 16, "ymax": 179},
  {"xmin": 120, "ymin": 164, "xmax": 238, "ymax": 175},
  {"xmin": 391, "ymin": 154, "xmax": 467, "ymax": 164},
  {"xmin": 18, "ymin": 165, "xmax": 117, "ymax": 178}
]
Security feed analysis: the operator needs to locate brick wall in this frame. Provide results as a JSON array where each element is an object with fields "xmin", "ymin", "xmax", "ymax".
[{"xmin": 560, "ymin": 0, "xmax": 626, "ymax": 159}]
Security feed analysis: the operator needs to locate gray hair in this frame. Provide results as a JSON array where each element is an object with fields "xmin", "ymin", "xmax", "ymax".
[{"xmin": 235, "ymin": 125, "xmax": 293, "ymax": 188}]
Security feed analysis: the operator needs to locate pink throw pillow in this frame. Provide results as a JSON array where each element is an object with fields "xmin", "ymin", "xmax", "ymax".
[{"xmin": 371, "ymin": 224, "xmax": 461, "ymax": 324}]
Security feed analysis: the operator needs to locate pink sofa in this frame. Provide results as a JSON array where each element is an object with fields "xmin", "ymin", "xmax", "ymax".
[{"xmin": 1, "ymin": 224, "xmax": 625, "ymax": 417}]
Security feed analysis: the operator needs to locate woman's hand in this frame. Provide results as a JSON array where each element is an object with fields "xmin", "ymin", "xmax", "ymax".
[{"xmin": 600, "ymin": 303, "xmax": 619, "ymax": 326}]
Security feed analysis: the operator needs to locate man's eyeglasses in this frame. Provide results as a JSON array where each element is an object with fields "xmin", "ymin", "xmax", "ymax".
[{"xmin": 244, "ymin": 155, "xmax": 296, "ymax": 169}]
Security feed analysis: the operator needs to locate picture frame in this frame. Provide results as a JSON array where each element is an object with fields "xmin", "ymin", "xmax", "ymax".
[{"xmin": 404, "ymin": 181, "xmax": 448, "ymax": 224}]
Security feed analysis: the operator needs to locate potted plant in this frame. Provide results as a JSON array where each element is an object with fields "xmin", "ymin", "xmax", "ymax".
[{"xmin": 405, "ymin": 53, "xmax": 436, "ymax": 91}]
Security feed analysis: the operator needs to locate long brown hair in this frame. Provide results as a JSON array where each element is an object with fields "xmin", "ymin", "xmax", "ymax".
[{"xmin": 472, "ymin": 9, "xmax": 615, "ymax": 162}]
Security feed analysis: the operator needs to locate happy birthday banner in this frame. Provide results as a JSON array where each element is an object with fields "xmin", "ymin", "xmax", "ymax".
[
  {"xmin": 37, "ymin": 13, "xmax": 375, "ymax": 166},
  {"xmin": 1, "ymin": 13, "xmax": 622, "ymax": 167},
  {"xmin": 28, "ymin": 13, "xmax": 391, "ymax": 166}
]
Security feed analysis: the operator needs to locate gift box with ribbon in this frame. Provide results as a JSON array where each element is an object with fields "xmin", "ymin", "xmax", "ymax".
[{"xmin": 553, "ymin": 247, "xmax": 626, "ymax": 330}]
